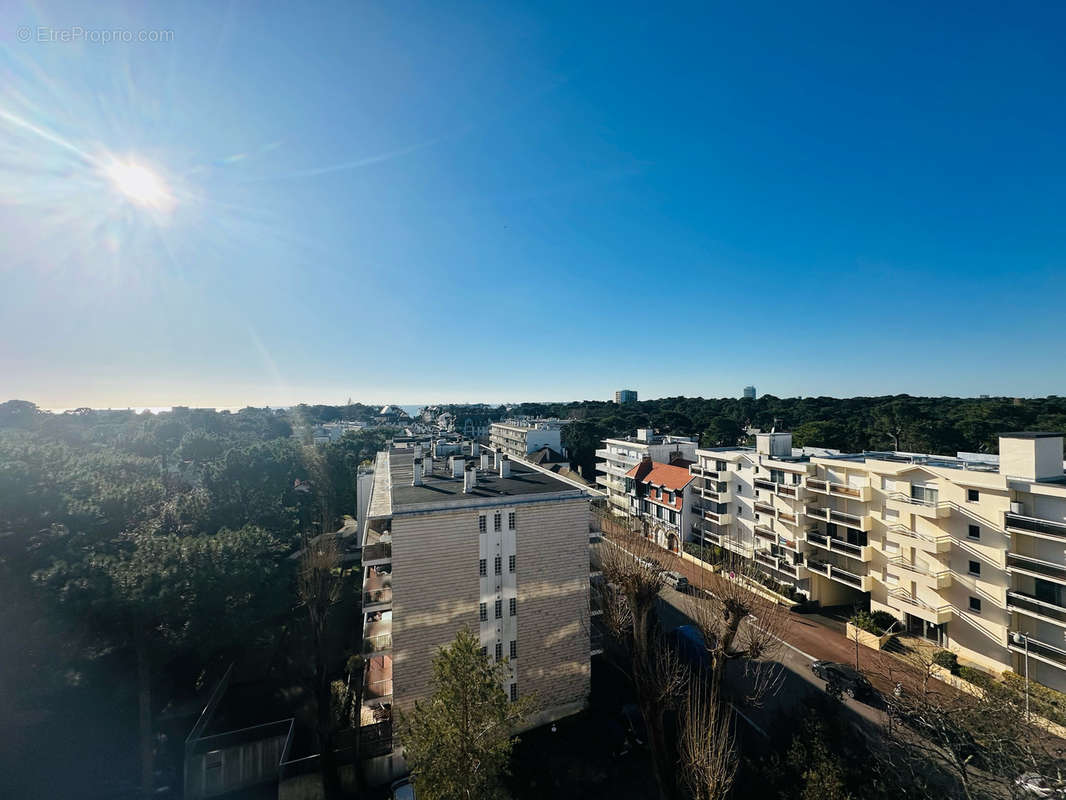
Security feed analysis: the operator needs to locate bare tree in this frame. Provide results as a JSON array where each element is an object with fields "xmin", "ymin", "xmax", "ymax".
[
  {"xmin": 677, "ymin": 673, "xmax": 737, "ymax": 800},
  {"xmin": 298, "ymin": 531, "xmax": 344, "ymax": 799},
  {"xmin": 870, "ymin": 646, "xmax": 1064, "ymax": 800}
]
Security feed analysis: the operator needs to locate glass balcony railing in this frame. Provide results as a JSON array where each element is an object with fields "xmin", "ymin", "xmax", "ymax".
[
  {"xmin": 1006, "ymin": 513, "xmax": 1066, "ymax": 540},
  {"xmin": 1006, "ymin": 553, "xmax": 1066, "ymax": 584}
]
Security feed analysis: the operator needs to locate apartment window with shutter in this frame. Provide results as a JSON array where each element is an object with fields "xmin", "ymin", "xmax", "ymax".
[
  {"xmin": 479, "ymin": 558, "xmax": 487, "ymax": 577},
  {"xmin": 509, "ymin": 555, "xmax": 515, "ymax": 573},
  {"xmin": 509, "ymin": 597, "xmax": 517, "ymax": 616},
  {"xmin": 495, "ymin": 642, "xmax": 503, "ymax": 661},
  {"xmin": 508, "ymin": 511, "xmax": 516, "ymax": 529},
  {"xmin": 494, "ymin": 513, "xmax": 502, "ymax": 532},
  {"xmin": 968, "ymin": 525, "xmax": 980, "ymax": 540},
  {"xmin": 510, "ymin": 640, "xmax": 517, "ymax": 659},
  {"xmin": 479, "ymin": 515, "xmax": 487, "ymax": 533},
  {"xmin": 494, "ymin": 555, "xmax": 502, "ymax": 575},
  {"xmin": 968, "ymin": 560, "xmax": 981, "ymax": 576},
  {"xmin": 479, "ymin": 603, "xmax": 487, "ymax": 622},
  {"xmin": 967, "ymin": 489, "xmax": 979, "ymax": 502},
  {"xmin": 969, "ymin": 597, "xmax": 982, "ymax": 613},
  {"xmin": 494, "ymin": 599, "xmax": 502, "ymax": 619},
  {"xmin": 510, "ymin": 684, "xmax": 518, "ymax": 702}
]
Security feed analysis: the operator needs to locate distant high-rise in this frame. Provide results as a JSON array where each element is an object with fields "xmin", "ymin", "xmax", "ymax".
[
  {"xmin": 743, "ymin": 385, "xmax": 756, "ymax": 399},
  {"xmin": 615, "ymin": 389, "xmax": 638, "ymax": 404}
]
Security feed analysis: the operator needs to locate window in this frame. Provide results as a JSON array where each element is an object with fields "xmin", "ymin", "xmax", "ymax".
[
  {"xmin": 479, "ymin": 515, "xmax": 487, "ymax": 533},
  {"xmin": 509, "ymin": 554, "xmax": 515, "ymax": 573},
  {"xmin": 735, "ymin": 506, "xmax": 742, "ymax": 518},
  {"xmin": 479, "ymin": 558, "xmax": 487, "ymax": 577},
  {"xmin": 510, "ymin": 640, "xmax": 517, "ymax": 659},
  {"xmin": 969, "ymin": 596, "xmax": 982, "ymax": 613},
  {"xmin": 968, "ymin": 560, "xmax": 981, "ymax": 576},
  {"xmin": 495, "ymin": 642, "xmax": 503, "ymax": 661},
  {"xmin": 735, "ymin": 486, "xmax": 741, "ymax": 496},
  {"xmin": 479, "ymin": 602, "xmax": 487, "ymax": 622},
  {"xmin": 669, "ymin": 510, "xmax": 676, "ymax": 525},
  {"xmin": 494, "ymin": 555, "xmax": 502, "ymax": 575},
  {"xmin": 510, "ymin": 684, "xmax": 518, "ymax": 702},
  {"xmin": 968, "ymin": 524, "xmax": 980, "ymax": 541},
  {"xmin": 910, "ymin": 484, "xmax": 938, "ymax": 506},
  {"xmin": 494, "ymin": 513, "xmax": 502, "ymax": 532},
  {"xmin": 508, "ymin": 511, "xmax": 516, "ymax": 529},
  {"xmin": 967, "ymin": 489, "xmax": 979, "ymax": 503},
  {"xmin": 480, "ymin": 646, "xmax": 488, "ymax": 657},
  {"xmin": 667, "ymin": 491, "xmax": 674, "ymax": 503},
  {"xmin": 509, "ymin": 597, "xmax": 517, "ymax": 616},
  {"xmin": 494, "ymin": 599, "xmax": 502, "ymax": 619},
  {"xmin": 716, "ymin": 460, "xmax": 727, "ymax": 471},
  {"xmin": 881, "ymin": 477, "xmax": 895, "ymax": 492}
]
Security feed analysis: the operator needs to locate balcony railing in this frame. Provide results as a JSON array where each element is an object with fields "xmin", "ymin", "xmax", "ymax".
[
  {"xmin": 753, "ymin": 478, "xmax": 778, "ymax": 493},
  {"xmin": 885, "ymin": 491, "xmax": 951, "ymax": 518},
  {"xmin": 831, "ymin": 566, "xmax": 865, "ymax": 589},
  {"xmin": 807, "ymin": 559, "xmax": 868, "ymax": 590},
  {"xmin": 807, "ymin": 530, "xmax": 828, "ymax": 547},
  {"xmin": 807, "ymin": 559, "xmax": 830, "ymax": 577},
  {"xmin": 829, "ymin": 509, "xmax": 867, "ymax": 530},
  {"xmin": 778, "ymin": 509, "xmax": 797, "ymax": 525},
  {"xmin": 754, "ymin": 525, "xmax": 776, "ymax": 541},
  {"xmin": 754, "ymin": 500, "xmax": 776, "ymax": 516},
  {"xmin": 1006, "ymin": 553, "xmax": 1066, "ymax": 584},
  {"xmin": 805, "ymin": 506, "xmax": 829, "ymax": 522},
  {"xmin": 806, "ymin": 478, "xmax": 827, "ymax": 492},
  {"xmin": 754, "ymin": 551, "xmax": 778, "ymax": 570},
  {"xmin": 889, "ymin": 588, "xmax": 952, "ymax": 623},
  {"xmin": 691, "ymin": 465, "xmax": 727, "ymax": 480},
  {"xmin": 886, "ymin": 524, "xmax": 952, "ymax": 553},
  {"xmin": 1006, "ymin": 512, "xmax": 1066, "ymax": 541},
  {"xmin": 1008, "ymin": 632, "xmax": 1066, "ymax": 670},
  {"xmin": 889, "ymin": 556, "xmax": 949, "ymax": 580},
  {"xmin": 363, "ymin": 633, "xmax": 393, "ymax": 654},
  {"xmin": 806, "ymin": 478, "xmax": 870, "ymax": 501},
  {"xmin": 807, "ymin": 530, "xmax": 869, "ymax": 561},
  {"xmin": 364, "ymin": 588, "xmax": 393, "ymax": 609},
  {"xmin": 1007, "ymin": 590, "xmax": 1066, "ymax": 626},
  {"xmin": 362, "ymin": 542, "xmax": 392, "ymax": 565}
]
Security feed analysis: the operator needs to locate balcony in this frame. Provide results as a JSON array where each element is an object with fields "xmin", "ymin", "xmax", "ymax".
[
  {"xmin": 1005, "ymin": 512, "xmax": 1066, "ymax": 542},
  {"xmin": 754, "ymin": 478, "xmax": 808, "ymax": 501},
  {"xmin": 754, "ymin": 525, "xmax": 776, "ymax": 541},
  {"xmin": 805, "ymin": 506, "xmax": 829, "ymax": 523},
  {"xmin": 808, "ymin": 558, "xmax": 871, "ymax": 591},
  {"xmin": 886, "ymin": 524, "xmax": 952, "ymax": 554},
  {"xmin": 694, "ymin": 522, "xmax": 721, "ymax": 546},
  {"xmin": 364, "ymin": 654, "xmax": 393, "ymax": 703},
  {"xmin": 888, "ymin": 556, "xmax": 952, "ymax": 589},
  {"xmin": 778, "ymin": 509, "xmax": 798, "ymax": 525},
  {"xmin": 697, "ymin": 483, "xmax": 733, "ymax": 503},
  {"xmin": 363, "ymin": 567, "xmax": 393, "ymax": 612},
  {"xmin": 1008, "ymin": 632, "xmax": 1066, "ymax": 671},
  {"xmin": 1007, "ymin": 590, "xmax": 1066, "ymax": 627},
  {"xmin": 363, "ymin": 610, "xmax": 393, "ymax": 654},
  {"xmin": 828, "ymin": 508, "xmax": 872, "ymax": 532},
  {"xmin": 362, "ymin": 541, "xmax": 392, "ymax": 567},
  {"xmin": 1006, "ymin": 553, "xmax": 1066, "ymax": 585},
  {"xmin": 692, "ymin": 465, "xmax": 728, "ymax": 480},
  {"xmin": 703, "ymin": 508, "xmax": 732, "ymax": 525},
  {"xmin": 754, "ymin": 550, "xmax": 778, "ymax": 571},
  {"xmin": 805, "ymin": 478, "xmax": 872, "ymax": 502},
  {"xmin": 888, "ymin": 588, "xmax": 952, "ymax": 624},
  {"xmin": 806, "ymin": 530, "xmax": 872, "ymax": 562},
  {"xmin": 885, "ymin": 492, "xmax": 951, "ymax": 519},
  {"xmin": 753, "ymin": 500, "xmax": 776, "ymax": 516}
]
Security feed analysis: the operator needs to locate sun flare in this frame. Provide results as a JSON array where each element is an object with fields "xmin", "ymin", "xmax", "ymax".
[{"xmin": 103, "ymin": 158, "xmax": 176, "ymax": 213}]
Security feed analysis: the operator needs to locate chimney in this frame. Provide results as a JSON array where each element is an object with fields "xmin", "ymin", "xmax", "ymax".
[
  {"xmin": 412, "ymin": 457, "xmax": 423, "ymax": 486},
  {"xmin": 471, "ymin": 441, "xmax": 480, "ymax": 457},
  {"xmin": 451, "ymin": 456, "xmax": 465, "ymax": 478},
  {"xmin": 499, "ymin": 454, "xmax": 511, "ymax": 478},
  {"xmin": 424, "ymin": 453, "xmax": 433, "ymax": 474},
  {"xmin": 999, "ymin": 433, "xmax": 1065, "ymax": 481},
  {"xmin": 464, "ymin": 461, "xmax": 477, "ymax": 492},
  {"xmin": 480, "ymin": 452, "xmax": 490, "ymax": 470}
]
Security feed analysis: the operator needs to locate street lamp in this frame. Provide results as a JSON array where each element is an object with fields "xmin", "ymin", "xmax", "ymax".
[{"xmin": 1011, "ymin": 631, "xmax": 1030, "ymax": 722}]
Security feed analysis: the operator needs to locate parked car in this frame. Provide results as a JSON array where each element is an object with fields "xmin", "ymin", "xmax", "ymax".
[
  {"xmin": 667, "ymin": 624, "xmax": 710, "ymax": 673},
  {"xmin": 1015, "ymin": 773, "xmax": 1066, "ymax": 798},
  {"xmin": 810, "ymin": 660, "xmax": 875, "ymax": 700},
  {"xmin": 391, "ymin": 777, "xmax": 416, "ymax": 800},
  {"xmin": 662, "ymin": 571, "xmax": 689, "ymax": 592}
]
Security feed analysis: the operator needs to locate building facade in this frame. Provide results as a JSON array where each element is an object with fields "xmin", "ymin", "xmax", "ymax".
[
  {"xmin": 743, "ymin": 385, "xmax": 757, "ymax": 399},
  {"xmin": 615, "ymin": 389, "xmax": 638, "ymax": 404},
  {"xmin": 359, "ymin": 441, "xmax": 593, "ymax": 780},
  {"xmin": 595, "ymin": 429, "xmax": 698, "ymax": 516},
  {"xmin": 624, "ymin": 457, "xmax": 697, "ymax": 553},
  {"xmin": 688, "ymin": 431, "xmax": 1066, "ymax": 692},
  {"xmin": 489, "ymin": 419, "xmax": 564, "ymax": 460}
]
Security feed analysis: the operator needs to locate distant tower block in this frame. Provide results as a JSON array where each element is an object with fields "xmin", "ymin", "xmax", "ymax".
[
  {"xmin": 743, "ymin": 385, "xmax": 756, "ymax": 399},
  {"xmin": 614, "ymin": 389, "xmax": 638, "ymax": 404}
]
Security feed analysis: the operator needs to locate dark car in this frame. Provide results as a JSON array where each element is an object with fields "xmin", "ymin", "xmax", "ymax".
[
  {"xmin": 666, "ymin": 624, "xmax": 710, "ymax": 674},
  {"xmin": 810, "ymin": 660, "xmax": 875, "ymax": 700}
]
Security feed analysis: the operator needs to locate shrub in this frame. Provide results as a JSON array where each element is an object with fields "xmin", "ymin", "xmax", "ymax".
[
  {"xmin": 849, "ymin": 611, "xmax": 879, "ymax": 634},
  {"xmin": 956, "ymin": 665, "xmax": 993, "ymax": 688},
  {"xmin": 870, "ymin": 610, "xmax": 898, "ymax": 633},
  {"xmin": 932, "ymin": 650, "xmax": 959, "ymax": 673},
  {"xmin": 683, "ymin": 542, "xmax": 724, "ymax": 565},
  {"xmin": 1003, "ymin": 671, "xmax": 1066, "ymax": 726}
]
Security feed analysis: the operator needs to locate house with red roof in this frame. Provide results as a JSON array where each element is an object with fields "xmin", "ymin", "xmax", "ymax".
[{"xmin": 624, "ymin": 456, "xmax": 697, "ymax": 553}]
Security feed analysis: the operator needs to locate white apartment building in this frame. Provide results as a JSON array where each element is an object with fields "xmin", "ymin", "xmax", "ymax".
[
  {"xmin": 489, "ymin": 419, "xmax": 564, "ymax": 460},
  {"xmin": 596, "ymin": 429, "xmax": 698, "ymax": 516},
  {"xmin": 689, "ymin": 431, "xmax": 1066, "ymax": 693},
  {"xmin": 624, "ymin": 457, "xmax": 697, "ymax": 553},
  {"xmin": 358, "ymin": 441, "xmax": 593, "ymax": 782}
]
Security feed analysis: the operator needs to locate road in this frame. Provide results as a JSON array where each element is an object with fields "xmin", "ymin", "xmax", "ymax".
[{"xmin": 655, "ymin": 585, "xmax": 886, "ymax": 734}]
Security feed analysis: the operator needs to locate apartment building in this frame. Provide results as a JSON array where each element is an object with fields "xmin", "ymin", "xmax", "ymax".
[
  {"xmin": 689, "ymin": 431, "xmax": 1066, "ymax": 693},
  {"xmin": 596, "ymin": 429, "xmax": 698, "ymax": 516},
  {"xmin": 359, "ymin": 441, "xmax": 593, "ymax": 781},
  {"xmin": 489, "ymin": 419, "xmax": 564, "ymax": 460},
  {"xmin": 615, "ymin": 389, "xmax": 638, "ymax": 404},
  {"xmin": 624, "ymin": 457, "xmax": 697, "ymax": 553}
]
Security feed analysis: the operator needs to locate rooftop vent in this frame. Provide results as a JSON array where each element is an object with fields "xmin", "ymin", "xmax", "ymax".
[
  {"xmin": 464, "ymin": 461, "xmax": 477, "ymax": 492},
  {"xmin": 499, "ymin": 454, "xmax": 511, "ymax": 478},
  {"xmin": 450, "ymin": 456, "xmax": 465, "ymax": 478},
  {"xmin": 412, "ymin": 457, "xmax": 423, "ymax": 486}
]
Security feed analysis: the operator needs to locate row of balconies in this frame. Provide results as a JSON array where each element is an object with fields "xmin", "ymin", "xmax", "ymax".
[
  {"xmin": 806, "ymin": 529, "xmax": 872, "ymax": 562},
  {"xmin": 806, "ymin": 558, "xmax": 872, "ymax": 591}
]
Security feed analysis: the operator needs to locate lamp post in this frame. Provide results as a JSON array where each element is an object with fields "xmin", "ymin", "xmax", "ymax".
[{"xmin": 1012, "ymin": 631, "xmax": 1030, "ymax": 722}]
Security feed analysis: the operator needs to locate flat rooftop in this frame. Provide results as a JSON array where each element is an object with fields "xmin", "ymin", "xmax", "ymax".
[{"xmin": 380, "ymin": 449, "xmax": 584, "ymax": 513}]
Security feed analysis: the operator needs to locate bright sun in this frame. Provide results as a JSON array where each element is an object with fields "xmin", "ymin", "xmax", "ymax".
[{"xmin": 103, "ymin": 158, "xmax": 176, "ymax": 213}]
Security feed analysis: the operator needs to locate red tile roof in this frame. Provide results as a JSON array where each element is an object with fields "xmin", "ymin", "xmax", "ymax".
[{"xmin": 625, "ymin": 460, "xmax": 693, "ymax": 492}]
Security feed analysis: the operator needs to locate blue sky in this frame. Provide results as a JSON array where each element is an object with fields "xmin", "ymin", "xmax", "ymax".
[{"xmin": 2, "ymin": 0, "xmax": 1064, "ymax": 408}]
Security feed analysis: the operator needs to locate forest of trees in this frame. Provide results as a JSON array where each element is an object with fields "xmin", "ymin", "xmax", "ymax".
[{"xmin": 0, "ymin": 400, "xmax": 393, "ymax": 799}]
